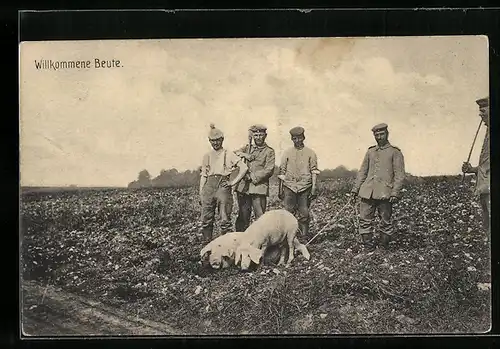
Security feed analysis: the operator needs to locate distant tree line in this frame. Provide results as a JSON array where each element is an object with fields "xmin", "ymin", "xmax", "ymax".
[
  {"xmin": 318, "ymin": 166, "xmax": 358, "ymax": 180},
  {"xmin": 128, "ymin": 168, "xmax": 201, "ymax": 189},
  {"xmin": 128, "ymin": 166, "xmax": 467, "ymax": 189},
  {"xmin": 128, "ymin": 165, "xmax": 359, "ymax": 189},
  {"xmin": 404, "ymin": 173, "xmax": 469, "ymax": 185}
]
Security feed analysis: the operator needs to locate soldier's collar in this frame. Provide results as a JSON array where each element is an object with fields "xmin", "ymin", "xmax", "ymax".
[
  {"xmin": 252, "ymin": 142, "xmax": 268, "ymax": 149},
  {"xmin": 376, "ymin": 142, "xmax": 391, "ymax": 150}
]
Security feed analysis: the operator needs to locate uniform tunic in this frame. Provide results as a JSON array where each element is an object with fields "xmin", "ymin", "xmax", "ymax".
[
  {"xmin": 475, "ymin": 132, "xmax": 490, "ymax": 195},
  {"xmin": 476, "ymin": 131, "xmax": 490, "ymax": 232},
  {"xmin": 235, "ymin": 143, "xmax": 276, "ymax": 196},
  {"xmin": 353, "ymin": 143, "xmax": 406, "ymax": 200},
  {"xmin": 234, "ymin": 143, "xmax": 275, "ymax": 231}
]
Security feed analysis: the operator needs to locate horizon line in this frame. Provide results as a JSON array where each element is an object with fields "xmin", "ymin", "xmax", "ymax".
[{"xmin": 20, "ymin": 172, "xmax": 472, "ymax": 189}]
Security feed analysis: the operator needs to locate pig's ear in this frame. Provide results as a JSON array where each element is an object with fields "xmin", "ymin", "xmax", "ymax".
[
  {"xmin": 249, "ymin": 247, "xmax": 263, "ymax": 264},
  {"xmin": 200, "ymin": 243, "xmax": 212, "ymax": 258},
  {"xmin": 201, "ymin": 251, "xmax": 211, "ymax": 263}
]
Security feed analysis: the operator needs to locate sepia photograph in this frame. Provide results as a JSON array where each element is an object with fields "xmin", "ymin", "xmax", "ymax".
[{"xmin": 19, "ymin": 36, "xmax": 490, "ymax": 335}]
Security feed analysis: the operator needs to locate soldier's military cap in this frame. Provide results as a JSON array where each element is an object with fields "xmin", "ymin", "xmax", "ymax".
[
  {"xmin": 249, "ymin": 124, "xmax": 267, "ymax": 132},
  {"xmin": 476, "ymin": 97, "xmax": 489, "ymax": 107},
  {"xmin": 289, "ymin": 126, "xmax": 305, "ymax": 136},
  {"xmin": 371, "ymin": 123, "xmax": 388, "ymax": 132},
  {"xmin": 208, "ymin": 123, "xmax": 224, "ymax": 140}
]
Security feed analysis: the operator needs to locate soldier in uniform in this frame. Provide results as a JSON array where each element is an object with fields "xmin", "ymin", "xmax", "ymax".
[
  {"xmin": 351, "ymin": 123, "xmax": 406, "ymax": 249},
  {"xmin": 462, "ymin": 96, "xmax": 490, "ymax": 233},
  {"xmin": 278, "ymin": 126, "xmax": 321, "ymax": 239},
  {"xmin": 199, "ymin": 124, "xmax": 248, "ymax": 242},
  {"xmin": 234, "ymin": 124, "xmax": 276, "ymax": 232}
]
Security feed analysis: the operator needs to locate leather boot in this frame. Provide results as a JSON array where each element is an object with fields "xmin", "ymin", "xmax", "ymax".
[
  {"xmin": 361, "ymin": 233, "xmax": 375, "ymax": 250},
  {"xmin": 299, "ymin": 221, "xmax": 309, "ymax": 240},
  {"xmin": 380, "ymin": 233, "xmax": 391, "ymax": 249},
  {"xmin": 220, "ymin": 220, "xmax": 232, "ymax": 235},
  {"xmin": 201, "ymin": 227, "xmax": 213, "ymax": 243}
]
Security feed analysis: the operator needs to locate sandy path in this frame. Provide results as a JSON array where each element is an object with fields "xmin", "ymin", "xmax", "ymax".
[{"xmin": 21, "ymin": 280, "xmax": 180, "ymax": 336}]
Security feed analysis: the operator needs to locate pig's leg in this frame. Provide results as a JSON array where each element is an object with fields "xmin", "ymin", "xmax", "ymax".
[
  {"xmin": 285, "ymin": 233, "xmax": 295, "ymax": 266},
  {"xmin": 277, "ymin": 244, "xmax": 287, "ymax": 265}
]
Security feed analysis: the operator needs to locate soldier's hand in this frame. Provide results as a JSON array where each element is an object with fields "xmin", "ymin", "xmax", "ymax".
[
  {"xmin": 249, "ymin": 174, "xmax": 259, "ymax": 185},
  {"xmin": 238, "ymin": 152, "xmax": 253, "ymax": 162},
  {"xmin": 389, "ymin": 196, "xmax": 399, "ymax": 204},
  {"xmin": 462, "ymin": 162, "xmax": 473, "ymax": 174},
  {"xmin": 310, "ymin": 188, "xmax": 318, "ymax": 201},
  {"xmin": 278, "ymin": 192, "xmax": 284, "ymax": 200},
  {"xmin": 229, "ymin": 181, "xmax": 239, "ymax": 191}
]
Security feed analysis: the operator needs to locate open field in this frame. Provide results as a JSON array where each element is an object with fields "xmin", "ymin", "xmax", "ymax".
[{"xmin": 20, "ymin": 178, "xmax": 491, "ymax": 335}]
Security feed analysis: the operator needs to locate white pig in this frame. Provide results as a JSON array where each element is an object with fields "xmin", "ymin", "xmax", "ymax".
[
  {"xmin": 235, "ymin": 209, "xmax": 310, "ymax": 270},
  {"xmin": 200, "ymin": 232, "xmax": 244, "ymax": 269}
]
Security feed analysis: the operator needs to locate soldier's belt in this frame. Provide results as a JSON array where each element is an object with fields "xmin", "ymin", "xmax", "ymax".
[
  {"xmin": 207, "ymin": 174, "xmax": 230, "ymax": 186},
  {"xmin": 207, "ymin": 174, "xmax": 230, "ymax": 179}
]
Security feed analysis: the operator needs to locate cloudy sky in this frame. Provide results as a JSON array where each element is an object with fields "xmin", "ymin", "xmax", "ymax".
[{"xmin": 20, "ymin": 36, "xmax": 488, "ymax": 187}]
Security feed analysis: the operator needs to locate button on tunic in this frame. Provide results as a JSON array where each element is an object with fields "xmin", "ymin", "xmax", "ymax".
[
  {"xmin": 279, "ymin": 146, "xmax": 320, "ymax": 193},
  {"xmin": 235, "ymin": 143, "xmax": 275, "ymax": 196},
  {"xmin": 475, "ymin": 132, "xmax": 490, "ymax": 195},
  {"xmin": 353, "ymin": 143, "xmax": 406, "ymax": 200}
]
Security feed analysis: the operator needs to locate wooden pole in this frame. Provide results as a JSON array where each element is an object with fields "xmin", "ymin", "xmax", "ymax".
[{"xmin": 462, "ymin": 119, "xmax": 483, "ymax": 182}]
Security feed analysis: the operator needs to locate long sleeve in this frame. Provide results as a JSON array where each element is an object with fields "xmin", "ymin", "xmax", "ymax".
[
  {"xmin": 475, "ymin": 133, "xmax": 490, "ymax": 195},
  {"xmin": 200, "ymin": 153, "xmax": 210, "ymax": 178},
  {"xmin": 309, "ymin": 150, "xmax": 321, "ymax": 175},
  {"xmin": 353, "ymin": 151, "xmax": 370, "ymax": 193},
  {"xmin": 235, "ymin": 144, "xmax": 256, "ymax": 163},
  {"xmin": 391, "ymin": 150, "xmax": 406, "ymax": 197},
  {"xmin": 250, "ymin": 148, "xmax": 276, "ymax": 184},
  {"xmin": 279, "ymin": 151, "xmax": 288, "ymax": 176}
]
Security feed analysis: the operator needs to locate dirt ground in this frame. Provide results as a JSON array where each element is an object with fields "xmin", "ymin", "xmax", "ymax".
[
  {"xmin": 20, "ymin": 177, "xmax": 491, "ymax": 335},
  {"xmin": 22, "ymin": 280, "xmax": 178, "ymax": 336}
]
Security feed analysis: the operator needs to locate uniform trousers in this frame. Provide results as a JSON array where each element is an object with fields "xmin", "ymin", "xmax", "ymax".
[
  {"xmin": 283, "ymin": 186, "xmax": 311, "ymax": 230},
  {"xmin": 200, "ymin": 175, "xmax": 233, "ymax": 240},
  {"xmin": 235, "ymin": 193, "xmax": 267, "ymax": 232},
  {"xmin": 480, "ymin": 193, "xmax": 491, "ymax": 233},
  {"xmin": 359, "ymin": 198, "xmax": 393, "ymax": 236}
]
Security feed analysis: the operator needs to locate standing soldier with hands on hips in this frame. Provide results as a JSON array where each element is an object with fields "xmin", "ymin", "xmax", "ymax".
[
  {"xmin": 278, "ymin": 126, "xmax": 321, "ymax": 239},
  {"xmin": 462, "ymin": 97, "xmax": 490, "ymax": 233},
  {"xmin": 234, "ymin": 124, "xmax": 276, "ymax": 232},
  {"xmin": 351, "ymin": 123, "xmax": 406, "ymax": 249},
  {"xmin": 199, "ymin": 124, "xmax": 248, "ymax": 242}
]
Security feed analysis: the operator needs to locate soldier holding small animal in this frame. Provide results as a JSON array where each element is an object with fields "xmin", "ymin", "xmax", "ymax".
[{"xmin": 234, "ymin": 124, "xmax": 276, "ymax": 232}]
